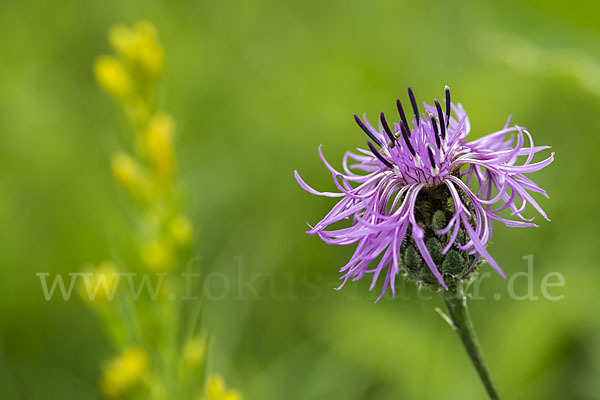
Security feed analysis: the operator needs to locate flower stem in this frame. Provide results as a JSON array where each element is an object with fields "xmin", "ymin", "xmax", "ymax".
[{"xmin": 440, "ymin": 284, "xmax": 501, "ymax": 400}]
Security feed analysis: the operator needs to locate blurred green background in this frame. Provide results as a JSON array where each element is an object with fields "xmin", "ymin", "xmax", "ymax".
[{"xmin": 1, "ymin": 0, "xmax": 599, "ymax": 399}]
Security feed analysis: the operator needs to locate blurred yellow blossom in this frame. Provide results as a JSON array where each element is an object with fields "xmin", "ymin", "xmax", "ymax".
[
  {"xmin": 109, "ymin": 21, "xmax": 164, "ymax": 79},
  {"xmin": 170, "ymin": 214, "xmax": 193, "ymax": 246},
  {"xmin": 222, "ymin": 391, "xmax": 242, "ymax": 400},
  {"xmin": 140, "ymin": 239, "xmax": 173, "ymax": 271},
  {"xmin": 145, "ymin": 112, "xmax": 175, "ymax": 181},
  {"xmin": 99, "ymin": 347, "xmax": 149, "ymax": 398},
  {"xmin": 111, "ymin": 152, "xmax": 143, "ymax": 193},
  {"xmin": 133, "ymin": 21, "xmax": 164, "ymax": 78},
  {"xmin": 147, "ymin": 111, "xmax": 175, "ymax": 139},
  {"xmin": 94, "ymin": 55, "xmax": 133, "ymax": 99},
  {"xmin": 183, "ymin": 337, "xmax": 206, "ymax": 369},
  {"xmin": 109, "ymin": 24, "xmax": 137, "ymax": 60},
  {"xmin": 206, "ymin": 374, "xmax": 242, "ymax": 400}
]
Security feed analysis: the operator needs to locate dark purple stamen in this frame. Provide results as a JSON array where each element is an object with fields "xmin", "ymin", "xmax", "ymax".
[
  {"xmin": 434, "ymin": 99, "xmax": 446, "ymax": 140},
  {"xmin": 380, "ymin": 112, "xmax": 395, "ymax": 147},
  {"xmin": 429, "ymin": 114, "xmax": 441, "ymax": 148},
  {"xmin": 399, "ymin": 121, "xmax": 416, "ymax": 156},
  {"xmin": 396, "ymin": 99, "xmax": 410, "ymax": 137},
  {"xmin": 367, "ymin": 141, "xmax": 394, "ymax": 169},
  {"xmin": 427, "ymin": 145, "xmax": 436, "ymax": 167},
  {"xmin": 407, "ymin": 87, "xmax": 420, "ymax": 127},
  {"xmin": 444, "ymin": 86, "xmax": 451, "ymax": 127},
  {"xmin": 354, "ymin": 114, "xmax": 383, "ymax": 147}
]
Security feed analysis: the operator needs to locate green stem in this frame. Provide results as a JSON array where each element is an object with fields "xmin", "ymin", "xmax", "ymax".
[{"xmin": 440, "ymin": 284, "xmax": 501, "ymax": 400}]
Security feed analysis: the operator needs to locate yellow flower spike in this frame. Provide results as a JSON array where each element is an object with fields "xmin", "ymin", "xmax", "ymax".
[
  {"xmin": 80, "ymin": 261, "xmax": 119, "ymax": 304},
  {"xmin": 111, "ymin": 152, "xmax": 143, "ymax": 194},
  {"xmin": 145, "ymin": 112, "xmax": 175, "ymax": 182},
  {"xmin": 183, "ymin": 337, "xmax": 206, "ymax": 369},
  {"xmin": 94, "ymin": 55, "xmax": 133, "ymax": 100},
  {"xmin": 99, "ymin": 346, "xmax": 149, "ymax": 398},
  {"xmin": 170, "ymin": 214, "xmax": 193, "ymax": 246},
  {"xmin": 140, "ymin": 239, "xmax": 173, "ymax": 271}
]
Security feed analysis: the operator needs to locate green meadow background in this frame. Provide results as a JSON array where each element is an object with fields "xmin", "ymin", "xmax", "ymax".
[{"xmin": 1, "ymin": 0, "xmax": 599, "ymax": 399}]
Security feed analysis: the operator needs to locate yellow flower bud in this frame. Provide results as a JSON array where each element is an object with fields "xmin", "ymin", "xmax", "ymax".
[
  {"xmin": 145, "ymin": 112, "xmax": 175, "ymax": 182},
  {"xmin": 206, "ymin": 374, "xmax": 226, "ymax": 400},
  {"xmin": 148, "ymin": 111, "xmax": 175, "ymax": 140},
  {"xmin": 99, "ymin": 347, "xmax": 149, "ymax": 398},
  {"xmin": 108, "ymin": 21, "xmax": 164, "ymax": 80},
  {"xmin": 222, "ymin": 390, "xmax": 242, "ymax": 400},
  {"xmin": 170, "ymin": 214, "xmax": 193, "ymax": 246},
  {"xmin": 183, "ymin": 337, "xmax": 206, "ymax": 369},
  {"xmin": 140, "ymin": 239, "xmax": 173, "ymax": 271},
  {"xmin": 94, "ymin": 55, "xmax": 133, "ymax": 99},
  {"xmin": 109, "ymin": 24, "xmax": 136, "ymax": 61},
  {"xmin": 111, "ymin": 152, "xmax": 142, "ymax": 193},
  {"xmin": 205, "ymin": 374, "xmax": 242, "ymax": 400},
  {"xmin": 133, "ymin": 21, "xmax": 164, "ymax": 78}
]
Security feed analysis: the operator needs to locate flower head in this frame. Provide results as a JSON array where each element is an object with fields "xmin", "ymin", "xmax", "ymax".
[
  {"xmin": 94, "ymin": 55, "xmax": 133, "ymax": 99},
  {"xmin": 145, "ymin": 111, "xmax": 176, "ymax": 183},
  {"xmin": 296, "ymin": 87, "xmax": 553, "ymax": 300},
  {"xmin": 109, "ymin": 21, "xmax": 164, "ymax": 79},
  {"xmin": 111, "ymin": 152, "xmax": 144, "ymax": 194},
  {"xmin": 99, "ymin": 346, "xmax": 149, "ymax": 398},
  {"xmin": 183, "ymin": 336, "xmax": 206, "ymax": 369},
  {"xmin": 205, "ymin": 374, "xmax": 242, "ymax": 400}
]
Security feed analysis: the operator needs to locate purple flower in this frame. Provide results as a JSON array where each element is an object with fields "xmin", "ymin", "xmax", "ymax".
[{"xmin": 295, "ymin": 87, "xmax": 554, "ymax": 301}]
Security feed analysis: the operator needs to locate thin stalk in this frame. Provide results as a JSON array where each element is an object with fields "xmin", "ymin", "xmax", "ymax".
[{"xmin": 440, "ymin": 284, "xmax": 501, "ymax": 400}]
